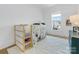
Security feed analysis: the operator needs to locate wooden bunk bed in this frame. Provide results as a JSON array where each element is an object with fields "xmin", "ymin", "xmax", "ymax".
[{"xmin": 14, "ymin": 24, "xmax": 33, "ymax": 52}]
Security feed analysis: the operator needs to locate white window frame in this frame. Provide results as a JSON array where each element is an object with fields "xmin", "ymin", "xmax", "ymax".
[{"xmin": 51, "ymin": 14, "xmax": 62, "ymax": 30}]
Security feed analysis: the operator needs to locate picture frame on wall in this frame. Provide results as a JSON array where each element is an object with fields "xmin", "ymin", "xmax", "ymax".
[{"xmin": 53, "ymin": 21, "xmax": 61, "ymax": 30}]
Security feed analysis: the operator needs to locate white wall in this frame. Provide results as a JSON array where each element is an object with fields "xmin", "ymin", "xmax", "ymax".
[
  {"xmin": 43, "ymin": 4, "xmax": 78, "ymax": 37},
  {"xmin": 0, "ymin": 4, "xmax": 43, "ymax": 48}
]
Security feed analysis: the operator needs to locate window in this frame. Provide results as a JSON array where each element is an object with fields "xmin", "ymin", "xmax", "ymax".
[{"xmin": 51, "ymin": 14, "xmax": 62, "ymax": 30}]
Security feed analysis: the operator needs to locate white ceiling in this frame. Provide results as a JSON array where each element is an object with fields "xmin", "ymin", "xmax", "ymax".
[{"xmin": 36, "ymin": 4, "xmax": 56, "ymax": 9}]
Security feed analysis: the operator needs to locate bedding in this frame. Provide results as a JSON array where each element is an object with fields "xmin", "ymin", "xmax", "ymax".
[{"xmin": 32, "ymin": 23, "xmax": 46, "ymax": 45}]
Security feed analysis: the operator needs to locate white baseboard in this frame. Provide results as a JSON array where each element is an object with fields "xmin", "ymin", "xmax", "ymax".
[{"xmin": 47, "ymin": 34, "xmax": 68, "ymax": 39}]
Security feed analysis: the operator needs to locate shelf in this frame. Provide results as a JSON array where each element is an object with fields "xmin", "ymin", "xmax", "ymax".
[
  {"xmin": 14, "ymin": 24, "xmax": 32, "ymax": 52},
  {"xmin": 16, "ymin": 40, "xmax": 25, "ymax": 46},
  {"xmin": 16, "ymin": 33, "xmax": 31, "ymax": 39},
  {"xmin": 16, "ymin": 34, "xmax": 24, "ymax": 39},
  {"xmin": 16, "ymin": 39, "xmax": 31, "ymax": 46},
  {"xmin": 25, "ymin": 36, "xmax": 31, "ymax": 39},
  {"xmin": 15, "ymin": 30, "xmax": 25, "ymax": 32},
  {"xmin": 25, "ymin": 41, "xmax": 31, "ymax": 45},
  {"xmin": 15, "ymin": 24, "xmax": 28, "ymax": 26}
]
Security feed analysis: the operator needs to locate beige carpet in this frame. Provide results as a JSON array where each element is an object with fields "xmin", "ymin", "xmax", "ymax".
[{"xmin": 7, "ymin": 36, "xmax": 70, "ymax": 54}]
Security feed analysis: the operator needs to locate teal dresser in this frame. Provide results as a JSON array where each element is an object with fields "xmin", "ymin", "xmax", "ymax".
[
  {"xmin": 70, "ymin": 31, "xmax": 79, "ymax": 54},
  {"xmin": 71, "ymin": 37, "xmax": 79, "ymax": 54}
]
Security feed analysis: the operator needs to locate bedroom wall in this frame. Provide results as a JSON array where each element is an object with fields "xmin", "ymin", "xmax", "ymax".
[
  {"xmin": 43, "ymin": 4, "xmax": 78, "ymax": 37},
  {"xmin": 0, "ymin": 4, "xmax": 43, "ymax": 48}
]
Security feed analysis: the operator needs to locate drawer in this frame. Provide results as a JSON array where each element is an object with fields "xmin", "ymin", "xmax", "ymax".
[
  {"xmin": 16, "ymin": 31, "xmax": 25, "ymax": 38},
  {"xmin": 16, "ymin": 36, "xmax": 24, "ymax": 44},
  {"xmin": 16, "ymin": 41, "xmax": 25, "ymax": 51},
  {"xmin": 15, "ymin": 26, "xmax": 24, "ymax": 31}
]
